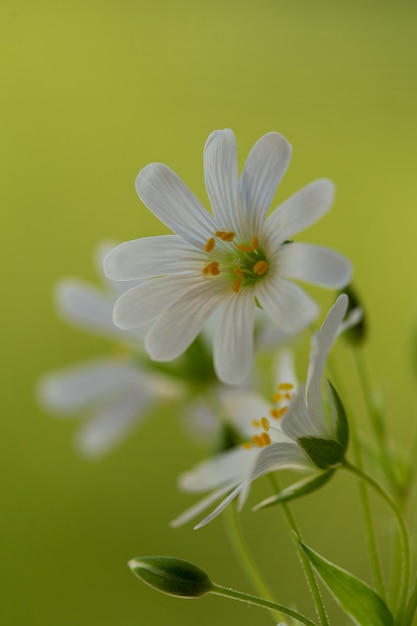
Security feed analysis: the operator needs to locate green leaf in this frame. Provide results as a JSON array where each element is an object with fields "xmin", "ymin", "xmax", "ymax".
[
  {"xmin": 326, "ymin": 379, "xmax": 349, "ymax": 450},
  {"xmin": 298, "ymin": 540, "xmax": 394, "ymax": 626},
  {"xmin": 253, "ymin": 471, "xmax": 334, "ymax": 510},
  {"xmin": 128, "ymin": 556, "xmax": 213, "ymax": 598},
  {"xmin": 298, "ymin": 436, "xmax": 345, "ymax": 469}
]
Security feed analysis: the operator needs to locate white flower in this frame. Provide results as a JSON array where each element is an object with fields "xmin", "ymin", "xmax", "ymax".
[
  {"xmin": 171, "ymin": 294, "xmax": 350, "ymax": 529},
  {"xmin": 38, "ymin": 243, "xmax": 181, "ymax": 457},
  {"xmin": 104, "ymin": 130, "xmax": 352, "ymax": 385}
]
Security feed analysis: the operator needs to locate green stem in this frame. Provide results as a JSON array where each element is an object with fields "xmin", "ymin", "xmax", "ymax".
[
  {"xmin": 402, "ymin": 574, "xmax": 417, "ymax": 626},
  {"xmin": 327, "ymin": 353, "xmax": 386, "ymax": 599},
  {"xmin": 268, "ymin": 474, "xmax": 330, "ymax": 626},
  {"xmin": 343, "ymin": 461, "xmax": 411, "ymax": 623},
  {"xmin": 210, "ymin": 582, "xmax": 318, "ymax": 626},
  {"xmin": 353, "ymin": 348, "xmax": 398, "ymax": 492},
  {"xmin": 223, "ymin": 503, "xmax": 281, "ymax": 623}
]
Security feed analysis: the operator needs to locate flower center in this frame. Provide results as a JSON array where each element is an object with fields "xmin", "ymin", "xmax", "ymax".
[
  {"xmin": 202, "ymin": 231, "xmax": 270, "ymax": 293},
  {"xmin": 243, "ymin": 382, "xmax": 295, "ymax": 449}
]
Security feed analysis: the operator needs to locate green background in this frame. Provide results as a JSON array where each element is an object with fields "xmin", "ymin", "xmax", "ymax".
[{"xmin": 2, "ymin": 0, "xmax": 417, "ymax": 624}]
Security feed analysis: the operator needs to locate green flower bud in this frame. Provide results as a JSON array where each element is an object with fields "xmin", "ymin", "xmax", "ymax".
[
  {"xmin": 340, "ymin": 285, "xmax": 366, "ymax": 345},
  {"xmin": 128, "ymin": 556, "xmax": 213, "ymax": 598}
]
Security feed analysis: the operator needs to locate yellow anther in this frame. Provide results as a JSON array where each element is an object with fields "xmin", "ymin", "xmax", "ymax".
[
  {"xmin": 252, "ymin": 419, "xmax": 261, "ymax": 428},
  {"xmin": 215, "ymin": 230, "xmax": 235, "ymax": 241},
  {"xmin": 242, "ymin": 442, "xmax": 252, "ymax": 449},
  {"xmin": 237, "ymin": 243, "xmax": 252, "ymax": 252},
  {"xmin": 252, "ymin": 434, "xmax": 263, "ymax": 447},
  {"xmin": 203, "ymin": 261, "xmax": 220, "ymax": 276},
  {"xmin": 232, "ymin": 278, "xmax": 242, "ymax": 293},
  {"xmin": 233, "ymin": 267, "xmax": 243, "ymax": 278},
  {"xmin": 261, "ymin": 417, "xmax": 270, "ymax": 431},
  {"xmin": 251, "ymin": 236, "xmax": 259, "ymax": 250},
  {"xmin": 277, "ymin": 383, "xmax": 294, "ymax": 391},
  {"xmin": 261, "ymin": 432, "xmax": 271, "ymax": 446},
  {"xmin": 253, "ymin": 260, "xmax": 269, "ymax": 275},
  {"xmin": 284, "ymin": 392, "xmax": 292, "ymax": 401},
  {"xmin": 205, "ymin": 237, "xmax": 215, "ymax": 252},
  {"xmin": 270, "ymin": 407, "xmax": 288, "ymax": 419},
  {"xmin": 273, "ymin": 392, "xmax": 283, "ymax": 403}
]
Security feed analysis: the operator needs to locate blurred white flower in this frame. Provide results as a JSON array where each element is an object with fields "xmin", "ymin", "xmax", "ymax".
[
  {"xmin": 104, "ymin": 129, "xmax": 352, "ymax": 385},
  {"xmin": 171, "ymin": 294, "xmax": 351, "ymax": 529},
  {"xmin": 38, "ymin": 242, "xmax": 182, "ymax": 457}
]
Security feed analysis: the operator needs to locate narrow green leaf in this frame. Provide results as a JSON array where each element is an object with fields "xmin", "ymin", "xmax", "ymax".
[
  {"xmin": 253, "ymin": 471, "xmax": 334, "ymax": 510},
  {"xmin": 298, "ymin": 436, "xmax": 344, "ymax": 469},
  {"xmin": 326, "ymin": 379, "xmax": 349, "ymax": 450},
  {"xmin": 298, "ymin": 540, "xmax": 394, "ymax": 626}
]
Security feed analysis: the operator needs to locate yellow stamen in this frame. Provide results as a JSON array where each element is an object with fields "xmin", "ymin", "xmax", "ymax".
[
  {"xmin": 252, "ymin": 434, "xmax": 263, "ymax": 447},
  {"xmin": 203, "ymin": 261, "xmax": 220, "ymax": 276},
  {"xmin": 232, "ymin": 278, "xmax": 242, "ymax": 293},
  {"xmin": 233, "ymin": 267, "xmax": 243, "ymax": 278},
  {"xmin": 215, "ymin": 230, "xmax": 235, "ymax": 241},
  {"xmin": 242, "ymin": 442, "xmax": 252, "ymax": 449},
  {"xmin": 261, "ymin": 417, "xmax": 270, "ymax": 431},
  {"xmin": 261, "ymin": 432, "xmax": 271, "ymax": 446},
  {"xmin": 205, "ymin": 237, "xmax": 215, "ymax": 252},
  {"xmin": 270, "ymin": 407, "xmax": 288, "ymax": 419},
  {"xmin": 251, "ymin": 236, "xmax": 259, "ymax": 250},
  {"xmin": 277, "ymin": 382, "xmax": 294, "ymax": 391},
  {"xmin": 252, "ymin": 419, "xmax": 261, "ymax": 428},
  {"xmin": 284, "ymin": 392, "xmax": 292, "ymax": 401},
  {"xmin": 253, "ymin": 260, "xmax": 269, "ymax": 275},
  {"xmin": 273, "ymin": 392, "xmax": 283, "ymax": 403},
  {"xmin": 237, "ymin": 243, "xmax": 252, "ymax": 252}
]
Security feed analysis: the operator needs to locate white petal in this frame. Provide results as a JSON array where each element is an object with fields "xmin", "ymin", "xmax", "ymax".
[
  {"xmin": 145, "ymin": 280, "xmax": 228, "ymax": 361},
  {"xmin": 76, "ymin": 388, "xmax": 146, "ymax": 457},
  {"xmin": 170, "ymin": 482, "xmax": 237, "ymax": 528},
  {"xmin": 203, "ymin": 129, "xmax": 240, "ymax": 232},
  {"xmin": 256, "ymin": 275, "xmax": 319, "ymax": 334},
  {"xmin": 103, "ymin": 236, "xmax": 203, "ymax": 281},
  {"xmin": 113, "ymin": 274, "xmax": 202, "ymax": 329},
  {"xmin": 273, "ymin": 348, "xmax": 298, "ymax": 389},
  {"xmin": 250, "ymin": 441, "xmax": 312, "ymax": 480},
  {"xmin": 213, "ymin": 292, "xmax": 255, "ymax": 385},
  {"xmin": 280, "ymin": 386, "xmax": 327, "ymax": 440},
  {"xmin": 37, "ymin": 359, "xmax": 145, "ymax": 413},
  {"xmin": 135, "ymin": 163, "xmax": 216, "ymax": 248},
  {"xmin": 194, "ymin": 482, "xmax": 246, "ymax": 529},
  {"xmin": 55, "ymin": 279, "xmax": 119, "ymax": 337},
  {"xmin": 240, "ymin": 132, "xmax": 292, "ymax": 234},
  {"xmin": 179, "ymin": 446, "xmax": 257, "ymax": 493},
  {"xmin": 305, "ymin": 294, "xmax": 349, "ymax": 420},
  {"xmin": 278, "ymin": 243, "xmax": 352, "ymax": 288},
  {"xmin": 221, "ymin": 389, "xmax": 271, "ymax": 439},
  {"xmin": 262, "ymin": 179, "xmax": 335, "ymax": 248}
]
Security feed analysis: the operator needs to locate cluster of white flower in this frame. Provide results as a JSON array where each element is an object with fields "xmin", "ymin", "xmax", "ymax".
[{"xmin": 41, "ymin": 130, "xmax": 415, "ymax": 626}]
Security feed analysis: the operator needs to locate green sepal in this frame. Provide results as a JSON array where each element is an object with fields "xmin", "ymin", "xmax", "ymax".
[
  {"xmin": 340, "ymin": 284, "xmax": 366, "ymax": 345},
  {"xmin": 128, "ymin": 556, "xmax": 213, "ymax": 598},
  {"xmin": 253, "ymin": 471, "xmax": 335, "ymax": 510},
  {"xmin": 326, "ymin": 379, "xmax": 349, "ymax": 450},
  {"xmin": 297, "ymin": 539, "xmax": 394, "ymax": 626},
  {"xmin": 298, "ymin": 436, "xmax": 345, "ymax": 469}
]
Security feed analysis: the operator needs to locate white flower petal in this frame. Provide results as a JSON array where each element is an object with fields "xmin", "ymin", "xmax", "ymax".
[
  {"xmin": 170, "ymin": 482, "xmax": 237, "ymax": 528},
  {"xmin": 38, "ymin": 359, "xmax": 145, "ymax": 413},
  {"xmin": 113, "ymin": 274, "xmax": 202, "ymax": 329},
  {"xmin": 250, "ymin": 441, "xmax": 312, "ymax": 481},
  {"xmin": 193, "ymin": 482, "xmax": 246, "ymax": 529},
  {"xmin": 240, "ymin": 132, "xmax": 292, "ymax": 234},
  {"xmin": 305, "ymin": 294, "xmax": 348, "ymax": 420},
  {"xmin": 256, "ymin": 276, "xmax": 319, "ymax": 334},
  {"xmin": 280, "ymin": 386, "xmax": 327, "ymax": 440},
  {"xmin": 179, "ymin": 446, "xmax": 257, "ymax": 493},
  {"xmin": 76, "ymin": 388, "xmax": 146, "ymax": 457},
  {"xmin": 274, "ymin": 348, "xmax": 298, "ymax": 389},
  {"xmin": 135, "ymin": 163, "xmax": 216, "ymax": 248},
  {"xmin": 263, "ymin": 179, "xmax": 335, "ymax": 248},
  {"xmin": 145, "ymin": 280, "xmax": 228, "ymax": 361},
  {"xmin": 278, "ymin": 243, "xmax": 352, "ymax": 288},
  {"xmin": 221, "ymin": 389, "xmax": 271, "ymax": 439},
  {"xmin": 203, "ymin": 129, "xmax": 240, "ymax": 233},
  {"xmin": 213, "ymin": 292, "xmax": 255, "ymax": 385},
  {"xmin": 103, "ymin": 236, "xmax": 203, "ymax": 281},
  {"xmin": 55, "ymin": 279, "xmax": 118, "ymax": 337}
]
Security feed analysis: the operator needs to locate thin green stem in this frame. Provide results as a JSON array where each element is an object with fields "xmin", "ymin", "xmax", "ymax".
[
  {"xmin": 268, "ymin": 474, "xmax": 330, "ymax": 626},
  {"xmin": 343, "ymin": 461, "xmax": 411, "ymax": 623},
  {"xmin": 223, "ymin": 503, "xmax": 281, "ymax": 623},
  {"xmin": 327, "ymin": 354, "xmax": 386, "ymax": 599},
  {"xmin": 353, "ymin": 348, "xmax": 398, "ymax": 492},
  {"xmin": 402, "ymin": 574, "xmax": 417, "ymax": 626},
  {"xmin": 211, "ymin": 582, "xmax": 318, "ymax": 626}
]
